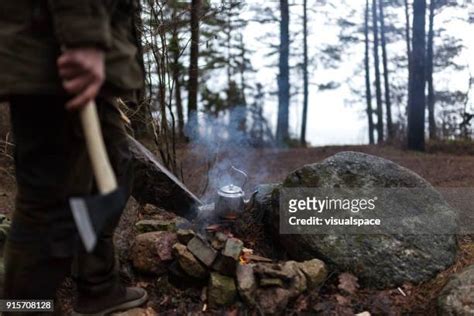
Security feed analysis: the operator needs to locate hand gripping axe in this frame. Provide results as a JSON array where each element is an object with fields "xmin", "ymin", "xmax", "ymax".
[{"xmin": 69, "ymin": 101, "xmax": 127, "ymax": 252}]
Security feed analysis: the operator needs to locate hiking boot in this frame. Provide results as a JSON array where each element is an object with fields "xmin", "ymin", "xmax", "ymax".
[{"xmin": 72, "ymin": 287, "xmax": 148, "ymax": 316}]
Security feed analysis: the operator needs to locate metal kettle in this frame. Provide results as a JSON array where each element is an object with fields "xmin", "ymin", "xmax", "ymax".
[{"xmin": 215, "ymin": 166, "xmax": 248, "ymax": 219}]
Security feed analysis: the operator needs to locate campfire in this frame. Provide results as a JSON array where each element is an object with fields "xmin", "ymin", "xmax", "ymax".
[
  {"xmin": 239, "ymin": 248, "xmax": 253, "ymax": 265},
  {"xmin": 166, "ymin": 216, "xmax": 327, "ymax": 313},
  {"xmin": 131, "ymin": 163, "xmax": 327, "ymax": 313},
  {"xmin": 131, "ymin": 173, "xmax": 327, "ymax": 315}
]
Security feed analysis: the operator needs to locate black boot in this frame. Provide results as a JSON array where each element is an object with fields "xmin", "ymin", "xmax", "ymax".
[{"xmin": 72, "ymin": 287, "xmax": 148, "ymax": 316}]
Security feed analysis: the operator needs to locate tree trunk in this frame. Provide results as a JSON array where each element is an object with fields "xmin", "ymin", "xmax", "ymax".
[
  {"xmin": 427, "ymin": 0, "xmax": 436, "ymax": 140},
  {"xmin": 404, "ymin": 0, "xmax": 412, "ymax": 108},
  {"xmin": 365, "ymin": 0, "xmax": 375, "ymax": 145},
  {"xmin": 130, "ymin": 0, "xmax": 149, "ymax": 138},
  {"xmin": 372, "ymin": 0, "xmax": 384, "ymax": 143},
  {"xmin": 404, "ymin": 0, "xmax": 412, "ymax": 70},
  {"xmin": 170, "ymin": 9, "xmax": 185, "ymax": 140},
  {"xmin": 173, "ymin": 54, "xmax": 185, "ymax": 140},
  {"xmin": 238, "ymin": 34, "xmax": 247, "ymax": 133},
  {"xmin": 379, "ymin": 0, "xmax": 393, "ymax": 140},
  {"xmin": 407, "ymin": 0, "xmax": 427, "ymax": 151},
  {"xmin": 276, "ymin": 0, "xmax": 290, "ymax": 145},
  {"xmin": 187, "ymin": 0, "xmax": 202, "ymax": 137},
  {"xmin": 300, "ymin": 0, "xmax": 309, "ymax": 146}
]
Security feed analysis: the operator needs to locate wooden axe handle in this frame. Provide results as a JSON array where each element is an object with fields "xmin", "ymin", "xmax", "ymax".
[{"xmin": 80, "ymin": 100, "xmax": 118, "ymax": 194}]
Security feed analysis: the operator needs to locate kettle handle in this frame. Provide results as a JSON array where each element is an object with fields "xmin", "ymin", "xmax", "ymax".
[{"xmin": 231, "ymin": 165, "xmax": 248, "ymax": 189}]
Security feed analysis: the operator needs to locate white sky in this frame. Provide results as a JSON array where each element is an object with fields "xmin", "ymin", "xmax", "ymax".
[{"xmin": 238, "ymin": 0, "xmax": 474, "ymax": 146}]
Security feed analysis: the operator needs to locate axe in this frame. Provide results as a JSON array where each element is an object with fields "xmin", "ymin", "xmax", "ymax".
[{"xmin": 69, "ymin": 100, "xmax": 127, "ymax": 253}]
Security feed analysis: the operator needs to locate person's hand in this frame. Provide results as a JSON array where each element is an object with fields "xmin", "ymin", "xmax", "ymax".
[{"xmin": 57, "ymin": 48, "xmax": 105, "ymax": 110}]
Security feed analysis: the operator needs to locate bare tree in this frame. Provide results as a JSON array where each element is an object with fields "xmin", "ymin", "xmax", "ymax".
[
  {"xmin": 372, "ymin": 0, "xmax": 384, "ymax": 143},
  {"xmin": 300, "ymin": 0, "xmax": 309, "ymax": 145},
  {"xmin": 128, "ymin": 0, "xmax": 150, "ymax": 138},
  {"xmin": 404, "ymin": 0, "xmax": 412, "ymax": 70},
  {"xmin": 141, "ymin": 1, "xmax": 181, "ymax": 173},
  {"xmin": 365, "ymin": 0, "xmax": 375, "ymax": 144},
  {"xmin": 169, "ymin": 4, "xmax": 186, "ymax": 140},
  {"xmin": 187, "ymin": 0, "xmax": 202, "ymax": 136}
]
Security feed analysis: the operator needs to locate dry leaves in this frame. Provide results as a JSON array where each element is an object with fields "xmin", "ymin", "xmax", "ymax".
[
  {"xmin": 335, "ymin": 294, "xmax": 351, "ymax": 305},
  {"xmin": 338, "ymin": 273, "xmax": 359, "ymax": 295}
]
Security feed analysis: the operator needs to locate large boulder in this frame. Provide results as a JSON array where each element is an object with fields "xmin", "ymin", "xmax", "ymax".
[
  {"xmin": 271, "ymin": 152, "xmax": 458, "ymax": 288},
  {"xmin": 438, "ymin": 264, "xmax": 474, "ymax": 316}
]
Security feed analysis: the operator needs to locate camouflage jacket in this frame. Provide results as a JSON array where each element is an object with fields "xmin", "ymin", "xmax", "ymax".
[{"xmin": 0, "ymin": 0, "xmax": 144, "ymax": 101}]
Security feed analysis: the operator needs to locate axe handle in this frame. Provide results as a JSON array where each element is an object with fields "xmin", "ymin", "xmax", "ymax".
[{"xmin": 79, "ymin": 100, "xmax": 118, "ymax": 194}]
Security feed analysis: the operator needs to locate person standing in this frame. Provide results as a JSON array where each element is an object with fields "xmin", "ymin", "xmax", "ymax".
[{"xmin": 0, "ymin": 1, "xmax": 148, "ymax": 314}]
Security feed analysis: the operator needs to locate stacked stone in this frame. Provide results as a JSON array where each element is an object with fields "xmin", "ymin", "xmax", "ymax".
[
  {"xmin": 170, "ymin": 229, "xmax": 328, "ymax": 312},
  {"xmin": 171, "ymin": 230, "xmax": 242, "ymax": 307},
  {"xmin": 129, "ymin": 205, "xmax": 328, "ymax": 313},
  {"xmin": 130, "ymin": 210, "xmax": 187, "ymax": 275}
]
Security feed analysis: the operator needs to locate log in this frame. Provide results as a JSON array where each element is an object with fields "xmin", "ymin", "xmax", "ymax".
[{"xmin": 128, "ymin": 136, "xmax": 202, "ymax": 219}]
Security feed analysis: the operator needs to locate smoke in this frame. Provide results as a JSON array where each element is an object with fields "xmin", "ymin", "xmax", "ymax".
[{"xmin": 186, "ymin": 106, "xmax": 274, "ymax": 203}]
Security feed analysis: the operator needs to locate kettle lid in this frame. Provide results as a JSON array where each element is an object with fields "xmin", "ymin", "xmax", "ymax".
[{"xmin": 218, "ymin": 184, "xmax": 244, "ymax": 198}]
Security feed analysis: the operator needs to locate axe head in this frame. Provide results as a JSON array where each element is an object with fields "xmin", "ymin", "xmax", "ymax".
[{"xmin": 69, "ymin": 187, "xmax": 127, "ymax": 252}]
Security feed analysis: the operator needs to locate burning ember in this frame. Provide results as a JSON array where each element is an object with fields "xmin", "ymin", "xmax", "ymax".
[
  {"xmin": 239, "ymin": 248, "xmax": 253, "ymax": 264},
  {"xmin": 222, "ymin": 211, "xmax": 239, "ymax": 220}
]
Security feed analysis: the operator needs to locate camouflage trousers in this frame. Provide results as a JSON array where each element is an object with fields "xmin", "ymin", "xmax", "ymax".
[{"xmin": 2, "ymin": 95, "xmax": 132, "ymax": 313}]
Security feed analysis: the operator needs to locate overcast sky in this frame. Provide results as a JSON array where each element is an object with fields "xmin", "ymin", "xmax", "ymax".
[{"xmin": 235, "ymin": 0, "xmax": 474, "ymax": 146}]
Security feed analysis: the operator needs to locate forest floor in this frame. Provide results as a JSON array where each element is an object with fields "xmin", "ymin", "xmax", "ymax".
[{"xmin": 0, "ymin": 144, "xmax": 473, "ymax": 314}]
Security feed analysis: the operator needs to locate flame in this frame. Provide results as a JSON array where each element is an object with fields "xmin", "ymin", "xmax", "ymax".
[
  {"xmin": 239, "ymin": 248, "xmax": 253, "ymax": 264},
  {"xmin": 239, "ymin": 254, "xmax": 250, "ymax": 265}
]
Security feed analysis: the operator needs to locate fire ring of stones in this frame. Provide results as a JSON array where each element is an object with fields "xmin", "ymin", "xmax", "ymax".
[
  {"xmin": 130, "ymin": 211, "xmax": 327, "ymax": 313},
  {"xmin": 171, "ymin": 228, "xmax": 327, "ymax": 311}
]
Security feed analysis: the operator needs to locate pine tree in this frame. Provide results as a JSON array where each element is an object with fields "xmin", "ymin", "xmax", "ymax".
[
  {"xmin": 379, "ymin": 0, "xmax": 393, "ymax": 140},
  {"xmin": 426, "ymin": 0, "xmax": 436, "ymax": 140},
  {"xmin": 404, "ymin": 0, "xmax": 412, "ymax": 71},
  {"xmin": 276, "ymin": 0, "xmax": 290, "ymax": 145},
  {"xmin": 372, "ymin": 0, "xmax": 384, "ymax": 143},
  {"xmin": 407, "ymin": 0, "xmax": 427, "ymax": 150},
  {"xmin": 300, "ymin": 0, "xmax": 309, "ymax": 145},
  {"xmin": 365, "ymin": 0, "xmax": 375, "ymax": 144}
]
